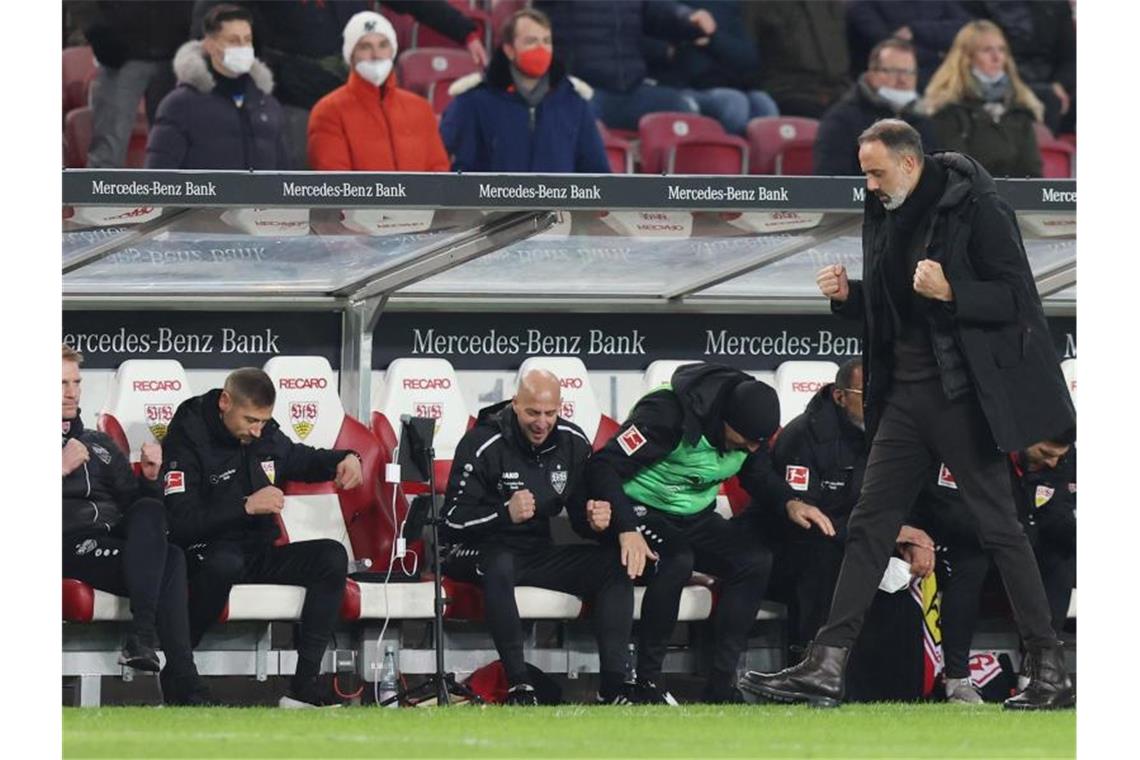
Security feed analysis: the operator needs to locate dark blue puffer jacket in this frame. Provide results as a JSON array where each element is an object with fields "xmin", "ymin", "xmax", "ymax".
[
  {"xmin": 440, "ymin": 50, "xmax": 610, "ymax": 173},
  {"xmin": 535, "ymin": 0, "xmax": 701, "ymax": 94}
]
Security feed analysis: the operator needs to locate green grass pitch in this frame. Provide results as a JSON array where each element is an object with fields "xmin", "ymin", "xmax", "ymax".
[{"xmin": 64, "ymin": 703, "xmax": 1075, "ymax": 759}]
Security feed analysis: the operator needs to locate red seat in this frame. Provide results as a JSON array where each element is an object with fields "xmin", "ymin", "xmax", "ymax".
[
  {"xmin": 427, "ymin": 77, "xmax": 462, "ymax": 115},
  {"xmin": 745, "ymin": 116, "xmax": 820, "ymax": 175},
  {"xmin": 490, "ymin": 0, "xmax": 528, "ymax": 46},
  {"xmin": 396, "ymin": 47, "xmax": 481, "ymax": 99},
  {"xmin": 63, "ymin": 45, "xmax": 96, "ymax": 116},
  {"xmin": 638, "ymin": 112, "xmax": 728, "ymax": 174},
  {"xmin": 63, "ymin": 106, "xmax": 148, "ymax": 168},
  {"xmin": 1033, "ymin": 122, "xmax": 1075, "ymax": 178},
  {"xmin": 597, "ymin": 121, "xmax": 634, "ymax": 173},
  {"xmin": 773, "ymin": 138, "xmax": 816, "ymax": 175},
  {"xmin": 666, "ymin": 137, "xmax": 749, "ymax": 175}
]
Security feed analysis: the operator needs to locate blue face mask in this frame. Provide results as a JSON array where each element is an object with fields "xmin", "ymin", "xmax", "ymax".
[
  {"xmin": 877, "ymin": 86, "xmax": 917, "ymax": 110},
  {"xmin": 971, "ymin": 66, "xmax": 1007, "ymax": 86}
]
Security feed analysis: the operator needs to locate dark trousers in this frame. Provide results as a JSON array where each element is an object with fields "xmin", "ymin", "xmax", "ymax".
[
  {"xmin": 637, "ymin": 507, "xmax": 773, "ymax": 688},
  {"xmin": 766, "ymin": 529, "xmax": 847, "ymax": 652},
  {"xmin": 816, "ymin": 379, "xmax": 1057, "ymax": 651},
  {"xmin": 444, "ymin": 542, "xmax": 633, "ymax": 688},
  {"xmin": 936, "ymin": 542, "xmax": 991, "ymax": 679},
  {"xmin": 186, "ymin": 538, "xmax": 347, "ymax": 681},
  {"xmin": 62, "ymin": 497, "xmax": 197, "ymax": 677}
]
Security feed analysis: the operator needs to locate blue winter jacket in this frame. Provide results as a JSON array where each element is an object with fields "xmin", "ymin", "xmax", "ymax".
[{"xmin": 439, "ymin": 50, "xmax": 610, "ymax": 174}]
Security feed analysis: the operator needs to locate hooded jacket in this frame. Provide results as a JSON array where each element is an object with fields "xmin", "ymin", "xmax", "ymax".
[
  {"xmin": 62, "ymin": 414, "xmax": 161, "ymax": 539},
  {"xmin": 770, "ymin": 383, "xmax": 866, "ymax": 533},
  {"xmin": 814, "ymin": 76, "xmax": 940, "ymax": 176},
  {"xmin": 439, "ymin": 400, "xmax": 594, "ymax": 551},
  {"xmin": 160, "ymin": 389, "xmax": 350, "ymax": 549},
  {"xmin": 587, "ymin": 363, "xmax": 794, "ymax": 532},
  {"xmin": 145, "ymin": 40, "xmax": 287, "ymax": 170},
  {"xmin": 832, "ymin": 152, "xmax": 1075, "ymax": 451},
  {"xmin": 307, "ymin": 69, "xmax": 450, "ymax": 171},
  {"xmin": 440, "ymin": 49, "xmax": 609, "ymax": 173}
]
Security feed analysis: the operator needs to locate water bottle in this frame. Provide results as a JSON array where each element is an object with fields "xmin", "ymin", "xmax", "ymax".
[{"xmin": 377, "ymin": 645, "xmax": 399, "ymax": 708}]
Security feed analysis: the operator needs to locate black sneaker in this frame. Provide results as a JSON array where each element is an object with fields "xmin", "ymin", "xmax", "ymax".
[
  {"xmin": 504, "ymin": 684, "xmax": 539, "ymax": 706},
  {"xmin": 160, "ymin": 670, "xmax": 215, "ymax": 706},
  {"xmin": 631, "ymin": 680, "xmax": 680, "ymax": 705},
  {"xmin": 596, "ymin": 682, "xmax": 636, "ymax": 705},
  {"xmin": 279, "ymin": 675, "xmax": 344, "ymax": 709},
  {"xmin": 119, "ymin": 634, "xmax": 160, "ymax": 672}
]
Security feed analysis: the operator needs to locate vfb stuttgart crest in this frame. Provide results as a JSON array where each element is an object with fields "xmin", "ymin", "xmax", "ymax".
[
  {"xmin": 145, "ymin": 404, "xmax": 174, "ymax": 440},
  {"xmin": 560, "ymin": 400, "xmax": 576, "ymax": 419},
  {"xmin": 290, "ymin": 401, "xmax": 319, "ymax": 440},
  {"xmin": 550, "ymin": 467, "xmax": 568, "ymax": 495}
]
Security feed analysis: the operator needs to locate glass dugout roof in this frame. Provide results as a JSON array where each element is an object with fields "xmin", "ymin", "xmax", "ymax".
[{"xmin": 62, "ymin": 171, "xmax": 1076, "ymax": 313}]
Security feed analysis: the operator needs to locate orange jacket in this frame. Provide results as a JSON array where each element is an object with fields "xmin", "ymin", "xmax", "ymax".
[{"xmin": 307, "ymin": 71, "xmax": 449, "ymax": 171}]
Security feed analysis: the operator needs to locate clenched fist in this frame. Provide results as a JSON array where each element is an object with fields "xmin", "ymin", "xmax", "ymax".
[
  {"xmin": 913, "ymin": 259, "xmax": 953, "ymax": 302},
  {"xmin": 508, "ymin": 489, "xmax": 536, "ymax": 524},
  {"xmin": 816, "ymin": 264, "xmax": 850, "ymax": 302},
  {"xmin": 139, "ymin": 441, "xmax": 162, "ymax": 482},
  {"xmin": 62, "ymin": 438, "xmax": 89, "ymax": 477},
  {"xmin": 586, "ymin": 499, "xmax": 612, "ymax": 532},
  {"xmin": 334, "ymin": 453, "xmax": 362, "ymax": 490},
  {"xmin": 245, "ymin": 485, "xmax": 285, "ymax": 515}
]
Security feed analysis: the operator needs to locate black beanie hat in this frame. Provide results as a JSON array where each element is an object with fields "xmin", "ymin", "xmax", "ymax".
[{"xmin": 724, "ymin": 380, "xmax": 781, "ymax": 442}]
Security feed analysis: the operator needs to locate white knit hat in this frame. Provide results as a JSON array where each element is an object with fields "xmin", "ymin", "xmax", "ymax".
[{"xmin": 342, "ymin": 11, "xmax": 398, "ymax": 66}]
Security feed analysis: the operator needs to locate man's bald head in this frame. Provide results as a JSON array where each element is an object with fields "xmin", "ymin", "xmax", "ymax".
[{"xmin": 512, "ymin": 369, "xmax": 561, "ymax": 446}]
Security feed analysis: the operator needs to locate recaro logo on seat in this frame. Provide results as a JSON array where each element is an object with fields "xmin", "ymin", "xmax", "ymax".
[
  {"xmin": 560, "ymin": 377, "xmax": 584, "ymax": 389},
  {"xmin": 280, "ymin": 377, "xmax": 328, "ymax": 389},
  {"xmin": 403, "ymin": 378, "xmax": 451, "ymax": 389},
  {"xmin": 132, "ymin": 380, "xmax": 182, "ymax": 392},
  {"xmin": 791, "ymin": 381, "xmax": 824, "ymax": 392}
]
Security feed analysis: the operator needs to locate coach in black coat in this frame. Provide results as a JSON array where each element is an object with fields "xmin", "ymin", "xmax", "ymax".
[{"xmin": 740, "ymin": 120, "xmax": 1074, "ymax": 712}]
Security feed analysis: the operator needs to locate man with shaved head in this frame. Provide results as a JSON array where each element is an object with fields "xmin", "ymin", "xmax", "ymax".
[{"xmin": 441, "ymin": 369, "xmax": 635, "ymax": 705}]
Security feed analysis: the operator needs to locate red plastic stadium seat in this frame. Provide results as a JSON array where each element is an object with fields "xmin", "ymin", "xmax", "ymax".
[
  {"xmin": 427, "ymin": 78, "xmax": 462, "ymax": 115},
  {"xmin": 666, "ymin": 137, "xmax": 749, "ymax": 175},
  {"xmin": 597, "ymin": 122, "xmax": 634, "ymax": 173},
  {"xmin": 1033, "ymin": 123, "xmax": 1075, "ymax": 178},
  {"xmin": 746, "ymin": 116, "xmax": 820, "ymax": 175},
  {"xmin": 638, "ymin": 112, "xmax": 730, "ymax": 174},
  {"xmin": 64, "ymin": 107, "xmax": 148, "ymax": 168},
  {"xmin": 774, "ymin": 138, "xmax": 816, "ymax": 175},
  {"xmin": 397, "ymin": 48, "xmax": 481, "ymax": 99},
  {"xmin": 62, "ymin": 45, "xmax": 96, "ymax": 116}
]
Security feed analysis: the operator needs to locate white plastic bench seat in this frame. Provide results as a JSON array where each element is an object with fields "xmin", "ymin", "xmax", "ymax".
[
  {"xmin": 634, "ymin": 585, "xmax": 713, "ymax": 622},
  {"xmin": 357, "ymin": 580, "xmax": 437, "ymax": 619},
  {"xmin": 224, "ymin": 584, "xmax": 308, "ymax": 621}
]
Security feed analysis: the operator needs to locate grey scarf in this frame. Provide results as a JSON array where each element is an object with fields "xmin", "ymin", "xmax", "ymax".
[{"xmin": 509, "ymin": 66, "xmax": 550, "ymax": 107}]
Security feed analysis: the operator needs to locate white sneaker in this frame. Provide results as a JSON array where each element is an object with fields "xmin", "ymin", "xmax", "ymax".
[{"xmin": 945, "ymin": 677, "xmax": 984, "ymax": 704}]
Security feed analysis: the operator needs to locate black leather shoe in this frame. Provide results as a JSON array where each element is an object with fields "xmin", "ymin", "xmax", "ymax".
[
  {"xmin": 119, "ymin": 634, "xmax": 160, "ymax": 673},
  {"xmin": 504, "ymin": 683, "xmax": 539, "ymax": 706},
  {"xmin": 160, "ymin": 669, "xmax": 215, "ymax": 706},
  {"xmin": 1004, "ymin": 644, "xmax": 1075, "ymax": 710},
  {"xmin": 738, "ymin": 643, "xmax": 849, "ymax": 708}
]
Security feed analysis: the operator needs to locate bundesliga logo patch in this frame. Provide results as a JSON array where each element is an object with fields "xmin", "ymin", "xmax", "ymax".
[
  {"xmin": 937, "ymin": 463, "xmax": 958, "ymax": 490},
  {"xmin": 617, "ymin": 425, "xmax": 646, "ymax": 456},
  {"xmin": 785, "ymin": 465, "xmax": 809, "ymax": 491},
  {"xmin": 164, "ymin": 470, "xmax": 185, "ymax": 496}
]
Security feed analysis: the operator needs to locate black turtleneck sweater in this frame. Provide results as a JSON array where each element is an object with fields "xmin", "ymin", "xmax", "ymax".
[
  {"xmin": 208, "ymin": 60, "xmax": 251, "ymax": 105},
  {"xmin": 886, "ymin": 158, "xmax": 947, "ymax": 382}
]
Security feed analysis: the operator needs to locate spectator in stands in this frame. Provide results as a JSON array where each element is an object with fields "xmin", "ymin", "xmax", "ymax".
[
  {"xmin": 922, "ymin": 19, "xmax": 1043, "ymax": 178},
  {"xmin": 587, "ymin": 362, "xmax": 833, "ymax": 704},
  {"xmin": 912, "ymin": 439, "xmax": 1075, "ymax": 704},
  {"xmin": 440, "ymin": 370, "xmax": 634, "ymax": 706},
  {"xmin": 62, "ymin": 344, "xmax": 209, "ymax": 706},
  {"xmin": 534, "ymin": 1, "xmax": 715, "ymax": 131},
  {"xmin": 815, "ymin": 38, "xmax": 938, "ymax": 176},
  {"xmin": 641, "ymin": 0, "xmax": 780, "ymax": 136},
  {"xmin": 307, "ymin": 11, "xmax": 448, "ymax": 172},
  {"xmin": 846, "ymin": 1, "xmax": 972, "ymax": 89},
  {"xmin": 161, "ymin": 368, "xmax": 363, "ymax": 709},
  {"xmin": 440, "ymin": 7, "xmax": 608, "ymax": 173},
  {"xmin": 191, "ymin": 1, "xmax": 488, "ymax": 168},
  {"xmin": 70, "ymin": 1, "xmax": 192, "ymax": 167},
  {"xmin": 740, "ymin": 119, "xmax": 1075, "ymax": 711},
  {"xmin": 964, "ymin": 1, "xmax": 1076, "ymax": 134},
  {"xmin": 744, "ymin": 1, "xmax": 852, "ymax": 118},
  {"xmin": 145, "ymin": 4, "xmax": 286, "ymax": 170}
]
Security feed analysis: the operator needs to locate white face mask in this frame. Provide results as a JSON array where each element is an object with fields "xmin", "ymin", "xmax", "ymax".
[
  {"xmin": 222, "ymin": 45, "xmax": 255, "ymax": 75},
  {"xmin": 877, "ymin": 86, "xmax": 917, "ymax": 110},
  {"xmin": 971, "ymin": 66, "xmax": 1006, "ymax": 86},
  {"xmin": 355, "ymin": 59, "xmax": 393, "ymax": 87}
]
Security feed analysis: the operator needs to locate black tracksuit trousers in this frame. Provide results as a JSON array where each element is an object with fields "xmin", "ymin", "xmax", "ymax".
[
  {"xmin": 444, "ymin": 542, "xmax": 634, "ymax": 690},
  {"xmin": 816, "ymin": 378, "xmax": 1057, "ymax": 651},
  {"xmin": 62, "ymin": 497, "xmax": 198, "ymax": 677},
  {"xmin": 186, "ymin": 538, "xmax": 347, "ymax": 682},
  {"xmin": 636, "ymin": 506, "xmax": 773, "ymax": 691}
]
